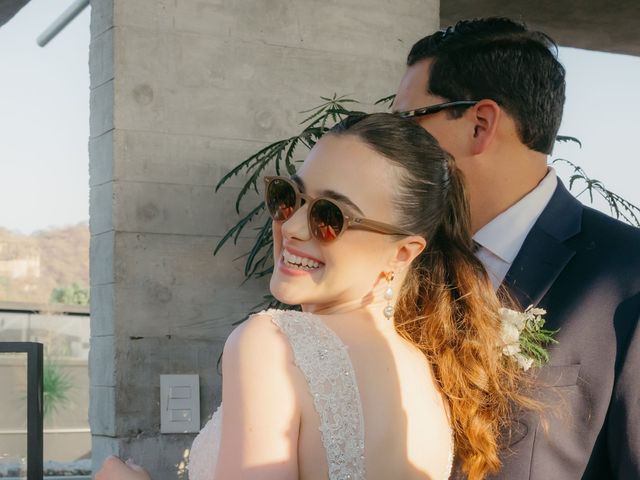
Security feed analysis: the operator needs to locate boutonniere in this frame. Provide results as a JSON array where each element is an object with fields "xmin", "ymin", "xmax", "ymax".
[{"xmin": 499, "ymin": 305, "xmax": 559, "ymax": 371}]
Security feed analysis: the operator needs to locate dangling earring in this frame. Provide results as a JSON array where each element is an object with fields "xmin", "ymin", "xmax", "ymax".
[{"xmin": 383, "ymin": 271, "xmax": 395, "ymax": 320}]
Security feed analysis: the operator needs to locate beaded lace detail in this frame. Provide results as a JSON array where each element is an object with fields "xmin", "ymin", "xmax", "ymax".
[
  {"xmin": 268, "ymin": 309, "xmax": 366, "ymax": 480},
  {"xmin": 188, "ymin": 405, "xmax": 222, "ymax": 480}
]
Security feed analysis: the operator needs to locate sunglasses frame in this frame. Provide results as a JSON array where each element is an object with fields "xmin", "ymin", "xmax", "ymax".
[
  {"xmin": 395, "ymin": 100, "xmax": 479, "ymax": 119},
  {"xmin": 263, "ymin": 176, "xmax": 415, "ymax": 242}
]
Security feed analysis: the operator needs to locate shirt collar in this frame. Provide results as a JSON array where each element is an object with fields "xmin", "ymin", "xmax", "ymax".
[{"xmin": 473, "ymin": 168, "xmax": 558, "ymax": 264}]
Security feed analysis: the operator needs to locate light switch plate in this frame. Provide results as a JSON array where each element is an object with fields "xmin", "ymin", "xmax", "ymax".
[{"xmin": 160, "ymin": 374, "xmax": 200, "ymax": 433}]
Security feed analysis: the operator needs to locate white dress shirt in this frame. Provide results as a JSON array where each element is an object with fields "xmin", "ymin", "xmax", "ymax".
[{"xmin": 473, "ymin": 168, "xmax": 558, "ymax": 290}]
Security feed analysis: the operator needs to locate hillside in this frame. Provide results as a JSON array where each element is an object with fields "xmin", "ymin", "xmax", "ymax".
[{"xmin": 0, "ymin": 223, "xmax": 89, "ymax": 304}]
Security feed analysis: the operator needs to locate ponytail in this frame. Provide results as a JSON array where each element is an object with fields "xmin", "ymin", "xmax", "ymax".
[
  {"xmin": 395, "ymin": 159, "xmax": 537, "ymax": 478},
  {"xmin": 330, "ymin": 113, "xmax": 539, "ymax": 479}
]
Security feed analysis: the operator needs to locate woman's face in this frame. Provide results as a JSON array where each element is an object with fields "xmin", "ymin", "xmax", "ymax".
[{"xmin": 269, "ymin": 133, "xmax": 408, "ymax": 313}]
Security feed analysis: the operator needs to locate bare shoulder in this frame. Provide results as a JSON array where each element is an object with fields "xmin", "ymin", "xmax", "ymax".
[
  {"xmin": 216, "ymin": 314, "xmax": 302, "ymax": 477},
  {"xmin": 223, "ymin": 311, "xmax": 292, "ymax": 364},
  {"xmin": 221, "ymin": 311, "xmax": 305, "ymax": 398}
]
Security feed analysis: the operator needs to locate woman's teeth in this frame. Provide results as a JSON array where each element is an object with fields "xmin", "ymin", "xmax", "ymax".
[{"xmin": 283, "ymin": 250, "xmax": 321, "ymax": 270}]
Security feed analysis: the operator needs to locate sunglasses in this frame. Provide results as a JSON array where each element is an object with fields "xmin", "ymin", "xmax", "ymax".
[
  {"xmin": 395, "ymin": 100, "xmax": 478, "ymax": 119},
  {"xmin": 263, "ymin": 176, "xmax": 415, "ymax": 242}
]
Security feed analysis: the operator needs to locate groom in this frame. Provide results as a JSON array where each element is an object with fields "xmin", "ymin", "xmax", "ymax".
[{"xmin": 393, "ymin": 18, "xmax": 640, "ymax": 479}]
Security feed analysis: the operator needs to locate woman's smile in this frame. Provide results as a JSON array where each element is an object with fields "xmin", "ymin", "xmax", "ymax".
[{"xmin": 279, "ymin": 247, "xmax": 325, "ymax": 275}]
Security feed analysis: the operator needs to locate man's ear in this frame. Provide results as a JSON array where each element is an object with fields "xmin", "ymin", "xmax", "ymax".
[
  {"xmin": 470, "ymin": 99, "xmax": 501, "ymax": 155},
  {"xmin": 389, "ymin": 235, "xmax": 427, "ymax": 271}
]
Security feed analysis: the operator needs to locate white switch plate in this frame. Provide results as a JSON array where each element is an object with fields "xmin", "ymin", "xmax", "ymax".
[{"xmin": 160, "ymin": 374, "xmax": 200, "ymax": 434}]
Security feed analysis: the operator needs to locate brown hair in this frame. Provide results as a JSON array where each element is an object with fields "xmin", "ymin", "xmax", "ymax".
[{"xmin": 330, "ymin": 113, "xmax": 538, "ymax": 479}]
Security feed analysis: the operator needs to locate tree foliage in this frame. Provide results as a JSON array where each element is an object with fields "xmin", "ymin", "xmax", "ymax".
[
  {"xmin": 0, "ymin": 223, "xmax": 89, "ymax": 304},
  {"xmin": 50, "ymin": 282, "xmax": 90, "ymax": 306}
]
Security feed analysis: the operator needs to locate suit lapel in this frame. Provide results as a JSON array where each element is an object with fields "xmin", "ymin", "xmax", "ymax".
[{"xmin": 502, "ymin": 180, "xmax": 583, "ymax": 308}]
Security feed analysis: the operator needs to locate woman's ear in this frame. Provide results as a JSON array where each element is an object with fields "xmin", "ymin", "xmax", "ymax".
[
  {"xmin": 470, "ymin": 99, "xmax": 501, "ymax": 155},
  {"xmin": 390, "ymin": 235, "xmax": 427, "ymax": 271}
]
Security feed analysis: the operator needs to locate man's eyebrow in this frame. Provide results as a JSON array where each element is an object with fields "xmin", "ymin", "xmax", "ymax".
[{"xmin": 291, "ymin": 174, "xmax": 365, "ymax": 216}]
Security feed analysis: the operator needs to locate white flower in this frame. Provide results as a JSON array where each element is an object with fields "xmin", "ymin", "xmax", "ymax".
[
  {"xmin": 498, "ymin": 307, "xmax": 542, "ymax": 370},
  {"xmin": 526, "ymin": 305, "xmax": 547, "ymax": 317},
  {"xmin": 500, "ymin": 320, "xmax": 522, "ymax": 356},
  {"xmin": 502, "ymin": 342, "xmax": 521, "ymax": 356},
  {"xmin": 514, "ymin": 353, "xmax": 534, "ymax": 371},
  {"xmin": 499, "ymin": 307, "xmax": 526, "ymax": 331},
  {"xmin": 499, "ymin": 305, "xmax": 554, "ymax": 370},
  {"xmin": 523, "ymin": 305, "xmax": 546, "ymax": 328}
]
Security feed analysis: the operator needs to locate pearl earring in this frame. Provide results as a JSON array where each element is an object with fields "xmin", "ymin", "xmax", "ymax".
[{"xmin": 383, "ymin": 272, "xmax": 395, "ymax": 320}]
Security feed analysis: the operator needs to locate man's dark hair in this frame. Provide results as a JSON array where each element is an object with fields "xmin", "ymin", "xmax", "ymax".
[{"xmin": 408, "ymin": 17, "xmax": 566, "ymax": 154}]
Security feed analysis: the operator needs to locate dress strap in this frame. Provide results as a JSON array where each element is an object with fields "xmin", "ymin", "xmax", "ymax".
[{"xmin": 264, "ymin": 309, "xmax": 366, "ymax": 480}]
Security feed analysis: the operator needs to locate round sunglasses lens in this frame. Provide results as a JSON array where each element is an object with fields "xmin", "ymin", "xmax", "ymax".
[
  {"xmin": 267, "ymin": 180, "xmax": 296, "ymax": 221},
  {"xmin": 310, "ymin": 199, "xmax": 343, "ymax": 241}
]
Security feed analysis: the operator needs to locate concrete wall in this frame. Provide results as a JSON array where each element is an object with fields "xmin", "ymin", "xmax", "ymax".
[{"xmin": 88, "ymin": 0, "xmax": 438, "ymax": 478}]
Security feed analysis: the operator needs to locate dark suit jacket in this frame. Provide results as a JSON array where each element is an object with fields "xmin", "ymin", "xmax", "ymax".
[{"xmin": 483, "ymin": 180, "xmax": 640, "ymax": 479}]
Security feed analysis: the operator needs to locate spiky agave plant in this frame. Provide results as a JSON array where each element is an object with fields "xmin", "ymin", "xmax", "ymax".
[{"xmin": 42, "ymin": 360, "xmax": 73, "ymax": 419}]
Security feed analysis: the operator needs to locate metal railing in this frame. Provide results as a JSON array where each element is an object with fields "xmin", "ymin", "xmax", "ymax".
[{"xmin": 0, "ymin": 342, "xmax": 43, "ymax": 480}]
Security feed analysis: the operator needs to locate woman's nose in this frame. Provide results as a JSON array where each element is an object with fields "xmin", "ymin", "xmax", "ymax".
[{"xmin": 281, "ymin": 204, "xmax": 311, "ymax": 241}]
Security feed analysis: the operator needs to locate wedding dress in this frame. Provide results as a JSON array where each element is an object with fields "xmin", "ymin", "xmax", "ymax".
[{"xmin": 188, "ymin": 309, "xmax": 453, "ymax": 480}]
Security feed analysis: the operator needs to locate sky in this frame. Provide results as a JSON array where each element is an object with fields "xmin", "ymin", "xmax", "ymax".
[
  {"xmin": 0, "ymin": 0, "xmax": 90, "ymax": 234},
  {"xmin": 0, "ymin": 1, "xmax": 639, "ymax": 234}
]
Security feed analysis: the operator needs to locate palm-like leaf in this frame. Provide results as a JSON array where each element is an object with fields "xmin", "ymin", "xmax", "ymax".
[
  {"xmin": 552, "ymin": 158, "xmax": 640, "ymax": 226},
  {"xmin": 243, "ymin": 218, "xmax": 273, "ymax": 279},
  {"xmin": 374, "ymin": 93, "xmax": 396, "ymax": 107},
  {"xmin": 555, "ymin": 135, "xmax": 582, "ymax": 148}
]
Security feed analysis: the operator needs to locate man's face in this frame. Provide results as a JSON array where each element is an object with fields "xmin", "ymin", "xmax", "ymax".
[{"xmin": 393, "ymin": 58, "xmax": 471, "ymax": 167}]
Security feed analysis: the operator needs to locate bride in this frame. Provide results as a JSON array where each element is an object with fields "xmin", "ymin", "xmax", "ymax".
[{"xmin": 96, "ymin": 113, "xmax": 536, "ymax": 480}]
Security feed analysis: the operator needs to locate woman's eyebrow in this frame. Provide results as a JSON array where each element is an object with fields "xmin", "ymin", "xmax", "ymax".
[
  {"xmin": 291, "ymin": 174, "xmax": 364, "ymax": 216},
  {"xmin": 291, "ymin": 174, "xmax": 306, "ymax": 192},
  {"xmin": 319, "ymin": 189, "xmax": 365, "ymax": 216}
]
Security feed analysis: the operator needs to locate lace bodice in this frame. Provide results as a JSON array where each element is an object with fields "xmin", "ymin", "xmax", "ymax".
[
  {"xmin": 188, "ymin": 404, "xmax": 222, "ymax": 480},
  {"xmin": 188, "ymin": 309, "xmax": 453, "ymax": 480},
  {"xmin": 271, "ymin": 309, "xmax": 366, "ymax": 479}
]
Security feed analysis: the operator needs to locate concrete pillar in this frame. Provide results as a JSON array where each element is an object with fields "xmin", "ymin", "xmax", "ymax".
[{"xmin": 88, "ymin": 1, "xmax": 438, "ymax": 478}]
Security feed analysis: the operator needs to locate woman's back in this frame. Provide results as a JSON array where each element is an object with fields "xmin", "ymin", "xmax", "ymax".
[
  {"xmin": 294, "ymin": 310, "xmax": 453, "ymax": 480},
  {"xmin": 191, "ymin": 309, "xmax": 453, "ymax": 480}
]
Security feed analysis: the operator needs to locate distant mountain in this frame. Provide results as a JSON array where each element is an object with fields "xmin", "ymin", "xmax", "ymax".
[{"xmin": 0, "ymin": 223, "xmax": 89, "ymax": 304}]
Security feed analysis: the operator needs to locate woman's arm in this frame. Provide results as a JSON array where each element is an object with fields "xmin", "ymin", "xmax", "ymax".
[{"xmin": 214, "ymin": 313, "xmax": 302, "ymax": 480}]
